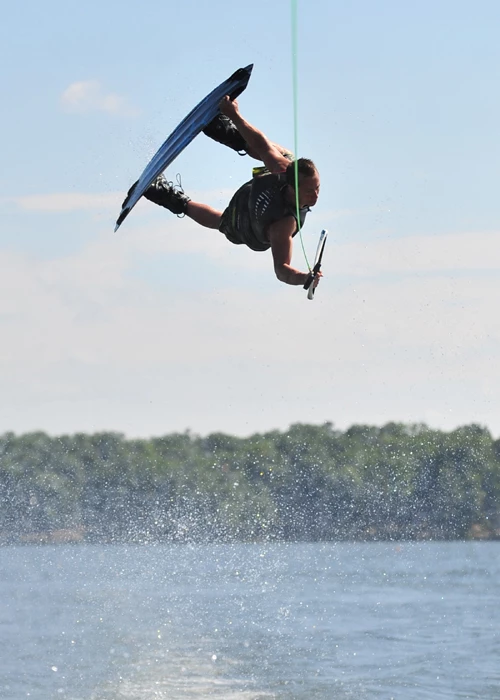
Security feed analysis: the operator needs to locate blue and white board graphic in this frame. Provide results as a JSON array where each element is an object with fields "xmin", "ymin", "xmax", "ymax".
[{"xmin": 115, "ymin": 64, "xmax": 253, "ymax": 231}]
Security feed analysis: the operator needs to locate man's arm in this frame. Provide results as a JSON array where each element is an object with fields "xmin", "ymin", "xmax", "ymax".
[
  {"xmin": 220, "ymin": 97, "xmax": 291, "ymax": 174},
  {"xmin": 269, "ymin": 217, "xmax": 310, "ymax": 286}
]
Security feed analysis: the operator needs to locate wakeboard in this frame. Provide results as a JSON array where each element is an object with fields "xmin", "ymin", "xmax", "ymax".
[{"xmin": 115, "ymin": 64, "xmax": 253, "ymax": 231}]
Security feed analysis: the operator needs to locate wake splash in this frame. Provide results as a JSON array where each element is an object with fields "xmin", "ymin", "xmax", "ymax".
[{"xmin": 89, "ymin": 645, "xmax": 274, "ymax": 700}]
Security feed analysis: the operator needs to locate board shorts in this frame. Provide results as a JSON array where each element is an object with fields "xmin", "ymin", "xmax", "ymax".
[
  {"xmin": 219, "ymin": 182, "xmax": 271, "ymax": 252},
  {"xmin": 219, "ymin": 153, "xmax": 295, "ymax": 252}
]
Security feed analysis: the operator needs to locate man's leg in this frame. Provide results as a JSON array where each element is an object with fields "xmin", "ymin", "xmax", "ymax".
[
  {"xmin": 186, "ymin": 202, "xmax": 222, "ymax": 229},
  {"xmin": 203, "ymin": 114, "xmax": 292, "ymax": 162},
  {"xmin": 141, "ymin": 175, "xmax": 223, "ymax": 229}
]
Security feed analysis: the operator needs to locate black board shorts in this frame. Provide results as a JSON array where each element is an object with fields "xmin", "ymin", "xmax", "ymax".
[{"xmin": 219, "ymin": 182, "xmax": 270, "ymax": 252}]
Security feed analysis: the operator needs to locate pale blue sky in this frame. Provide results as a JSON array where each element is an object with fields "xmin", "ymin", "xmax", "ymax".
[{"xmin": 1, "ymin": 0, "xmax": 500, "ymax": 437}]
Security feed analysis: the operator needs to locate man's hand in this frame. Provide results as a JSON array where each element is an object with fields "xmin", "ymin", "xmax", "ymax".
[
  {"xmin": 219, "ymin": 95, "xmax": 239, "ymax": 120},
  {"xmin": 313, "ymin": 272, "xmax": 323, "ymax": 288},
  {"xmin": 303, "ymin": 270, "xmax": 323, "ymax": 290}
]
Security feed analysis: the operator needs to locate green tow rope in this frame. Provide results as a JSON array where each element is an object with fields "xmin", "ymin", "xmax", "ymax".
[{"xmin": 290, "ymin": 0, "xmax": 311, "ymax": 272}]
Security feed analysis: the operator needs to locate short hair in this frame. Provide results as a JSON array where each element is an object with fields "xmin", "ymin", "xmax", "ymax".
[{"xmin": 285, "ymin": 158, "xmax": 318, "ymax": 188}]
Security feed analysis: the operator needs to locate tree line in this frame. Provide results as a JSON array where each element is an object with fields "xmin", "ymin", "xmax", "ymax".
[{"xmin": 1, "ymin": 422, "xmax": 499, "ymax": 543}]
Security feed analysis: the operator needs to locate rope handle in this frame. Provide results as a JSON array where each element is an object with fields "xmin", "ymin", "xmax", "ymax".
[{"xmin": 303, "ymin": 229, "xmax": 328, "ymax": 300}]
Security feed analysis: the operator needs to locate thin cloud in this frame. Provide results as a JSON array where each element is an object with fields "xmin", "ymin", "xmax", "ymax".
[
  {"xmin": 1, "ymin": 242, "xmax": 499, "ymax": 438},
  {"xmin": 4, "ymin": 187, "xmax": 235, "ymax": 216},
  {"xmin": 10, "ymin": 192, "xmax": 121, "ymax": 212},
  {"xmin": 60, "ymin": 80, "xmax": 140, "ymax": 117}
]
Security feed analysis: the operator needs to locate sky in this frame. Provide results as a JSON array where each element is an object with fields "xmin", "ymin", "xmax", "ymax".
[{"xmin": 1, "ymin": 0, "xmax": 500, "ymax": 439}]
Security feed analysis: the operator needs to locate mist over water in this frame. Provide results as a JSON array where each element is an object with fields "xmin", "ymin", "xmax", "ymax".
[{"xmin": 1, "ymin": 542, "xmax": 499, "ymax": 700}]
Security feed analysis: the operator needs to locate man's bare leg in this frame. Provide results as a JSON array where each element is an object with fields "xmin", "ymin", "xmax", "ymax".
[
  {"xmin": 203, "ymin": 111, "xmax": 292, "ymax": 163},
  {"xmin": 244, "ymin": 142, "xmax": 292, "ymax": 161},
  {"xmin": 186, "ymin": 201, "xmax": 222, "ymax": 229},
  {"xmin": 142, "ymin": 175, "xmax": 222, "ymax": 227}
]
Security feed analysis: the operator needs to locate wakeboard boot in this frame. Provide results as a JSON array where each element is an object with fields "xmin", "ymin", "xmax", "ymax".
[
  {"xmin": 203, "ymin": 114, "xmax": 248, "ymax": 155},
  {"xmin": 140, "ymin": 174, "xmax": 191, "ymax": 216}
]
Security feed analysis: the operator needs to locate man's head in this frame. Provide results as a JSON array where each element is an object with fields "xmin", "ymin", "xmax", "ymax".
[{"xmin": 286, "ymin": 158, "xmax": 320, "ymax": 207}]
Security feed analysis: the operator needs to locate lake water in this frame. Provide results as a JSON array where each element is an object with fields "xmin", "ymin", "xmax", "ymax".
[{"xmin": 1, "ymin": 542, "xmax": 499, "ymax": 700}]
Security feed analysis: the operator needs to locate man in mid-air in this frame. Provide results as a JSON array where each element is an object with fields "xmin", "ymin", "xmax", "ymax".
[{"xmin": 139, "ymin": 96, "xmax": 321, "ymax": 289}]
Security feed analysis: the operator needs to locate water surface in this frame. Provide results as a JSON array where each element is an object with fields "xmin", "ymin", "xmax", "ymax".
[{"xmin": 1, "ymin": 542, "xmax": 499, "ymax": 699}]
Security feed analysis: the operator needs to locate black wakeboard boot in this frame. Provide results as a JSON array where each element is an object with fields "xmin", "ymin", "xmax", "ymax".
[
  {"xmin": 126, "ymin": 174, "xmax": 191, "ymax": 216},
  {"xmin": 203, "ymin": 114, "xmax": 248, "ymax": 155}
]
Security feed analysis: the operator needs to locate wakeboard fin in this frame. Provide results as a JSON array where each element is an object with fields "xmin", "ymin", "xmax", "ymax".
[
  {"xmin": 115, "ymin": 181, "xmax": 138, "ymax": 228},
  {"xmin": 226, "ymin": 66, "xmax": 253, "ymax": 100}
]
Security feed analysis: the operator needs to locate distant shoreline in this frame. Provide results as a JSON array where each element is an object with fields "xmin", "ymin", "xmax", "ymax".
[{"xmin": 2, "ymin": 423, "xmax": 499, "ymax": 544}]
